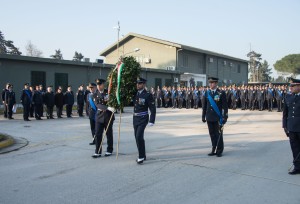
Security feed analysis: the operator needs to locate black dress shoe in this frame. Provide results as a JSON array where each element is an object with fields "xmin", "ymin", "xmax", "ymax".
[
  {"xmin": 208, "ymin": 152, "xmax": 216, "ymax": 156},
  {"xmin": 216, "ymin": 153, "xmax": 223, "ymax": 157},
  {"xmin": 25, "ymin": 119, "xmax": 31, "ymax": 121},
  {"xmin": 92, "ymin": 154, "xmax": 101, "ymax": 158},
  {"xmin": 289, "ymin": 168, "xmax": 300, "ymax": 175},
  {"xmin": 136, "ymin": 158, "xmax": 144, "ymax": 164},
  {"xmin": 105, "ymin": 152, "xmax": 112, "ymax": 157}
]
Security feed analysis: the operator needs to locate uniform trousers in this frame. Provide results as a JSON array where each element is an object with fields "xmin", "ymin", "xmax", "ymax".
[
  {"xmin": 289, "ymin": 132, "xmax": 300, "ymax": 170},
  {"xmin": 207, "ymin": 121, "xmax": 224, "ymax": 153}
]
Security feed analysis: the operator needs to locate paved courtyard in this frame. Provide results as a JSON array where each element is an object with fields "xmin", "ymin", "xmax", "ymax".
[{"xmin": 0, "ymin": 108, "xmax": 299, "ymax": 204}]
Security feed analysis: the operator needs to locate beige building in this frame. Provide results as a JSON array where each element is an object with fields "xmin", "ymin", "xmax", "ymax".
[{"xmin": 100, "ymin": 33, "xmax": 248, "ymax": 87}]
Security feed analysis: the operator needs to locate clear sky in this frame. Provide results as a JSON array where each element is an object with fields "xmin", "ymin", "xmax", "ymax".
[{"xmin": 1, "ymin": 0, "xmax": 299, "ymax": 77}]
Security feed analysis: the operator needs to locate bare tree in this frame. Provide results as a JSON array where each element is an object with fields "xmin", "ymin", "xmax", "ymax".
[{"xmin": 25, "ymin": 41, "xmax": 43, "ymax": 57}]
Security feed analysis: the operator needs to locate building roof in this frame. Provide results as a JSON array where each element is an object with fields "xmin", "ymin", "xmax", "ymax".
[
  {"xmin": 0, "ymin": 54, "xmax": 182, "ymax": 74},
  {"xmin": 99, "ymin": 32, "xmax": 248, "ymax": 63}
]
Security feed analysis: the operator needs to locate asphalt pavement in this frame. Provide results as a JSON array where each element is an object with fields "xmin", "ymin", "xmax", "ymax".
[{"xmin": 0, "ymin": 108, "xmax": 299, "ymax": 204}]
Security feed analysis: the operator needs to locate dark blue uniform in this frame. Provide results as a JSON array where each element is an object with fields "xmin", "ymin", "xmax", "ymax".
[
  {"xmin": 20, "ymin": 88, "xmax": 32, "ymax": 121},
  {"xmin": 87, "ymin": 92, "xmax": 96, "ymax": 142},
  {"xmin": 283, "ymin": 92, "xmax": 300, "ymax": 173},
  {"xmin": 275, "ymin": 88, "xmax": 284, "ymax": 112},
  {"xmin": 202, "ymin": 88, "xmax": 228, "ymax": 156},
  {"xmin": 64, "ymin": 91, "xmax": 74, "ymax": 117},
  {"xmin": 2, "ymin": 88, "xmax": 9, "ymax": 118},
  {"xmin": 93, "ymin": 90, "xmax": 114, "ymax": 155},
  {"xmin": 133, "ymin": 89, "xmax": 156, "ymax": 160},
  {"xmin": 266, "ymin": 88, "xmax": 274, "ymax": 111},
  {"xmin": 77, "ymin": 89, "xmax": 85, "ymax": 117},
  {"xmin": 32, "ymin": 90, "xmax": 44, "ymax": 119},
  {"xmin": 257, "ymin": 89, "xmax": 265, "ymax": 111},
  {"xmin": 44, "ymin": 91, "xmax": 55, "ymax": 119},
  {"xmin": 240, "ymin": 89, "xmax": 248, "ymax": 110},
  {"xmin": 4, "ymin": 90, "xmax": 16, "ymax": 119}
]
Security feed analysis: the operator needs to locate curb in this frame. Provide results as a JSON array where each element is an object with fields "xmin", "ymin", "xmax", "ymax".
[{"xmin": 0, "ymin": 134, "xmax": 15, "ymax": 149}]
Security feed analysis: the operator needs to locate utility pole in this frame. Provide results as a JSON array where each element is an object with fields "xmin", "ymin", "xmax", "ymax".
[{"xmin": 116, "ymin": 21, "xmax": 120, "ymax": 59}]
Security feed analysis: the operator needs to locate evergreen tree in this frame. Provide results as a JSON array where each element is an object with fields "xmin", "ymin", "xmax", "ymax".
[
  {"xmin": 260, "ymin": 60, "xmax": 272, "ymax": 82},
  {"xmin": 274, "ymin": 54, "xmax": 300, "ymax": 77},
  {"xmin": 0, "ymin": 31, "xmax": 22, "ymax": 55},
  {"xmin": 50, "ymin": 49, "xmax": 63, "ymax": 60},
  {"xmin": 73, "ymin": 51, "xmax": 84, "ymax": 61}
]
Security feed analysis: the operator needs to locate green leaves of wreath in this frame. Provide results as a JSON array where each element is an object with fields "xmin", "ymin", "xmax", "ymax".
[{"xmin": 107, "ymin": 56, "xmax": 141, "ymax": 110}]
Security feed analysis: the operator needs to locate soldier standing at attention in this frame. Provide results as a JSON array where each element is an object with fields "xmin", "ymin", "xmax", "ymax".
[
  {"xmin": 44, "ymin": 86, "xmax": 55, "ymax": 119},
  {"xmin": 77, "ymin": 85, "xmax": 85, "ymax": 117},
  {"xmin": 4, "ymin": 84, "xmax": 16, "ymax": 119},
  {"xmin": 240, "ymin": 85, "xmax": 248, "ymax": 110},
  {"xmin": 283, "ymin": 78, "xmax": 300, "ymax": 175},
  {"xmin": 276, "ymin": 85, "xmax": 284, "ymax": 112},
  {"xmin": 156, "ymin": 86, "xmax": 162, "ymax": 108},
  {"xmin": 2, "ymin": 83, "xmax": 10, "ymax": 118},
  {"xmin": 133, "ymin": 77, "xmax": 156, "ymax": 164},
  {"xmin": 92, "ymin": 79, "xmax": 115, "ymax": 158},
  {"xmin": 177, "ymin": 87, "xmax": 183, "ymax": 109},
  {"xmin": 231, "ymin": 85, "xmax": 238, "ymax": 110},
  {"xmin": 266, "ymin": 83, "xmax": 274, "ymax": 112},
  {"xmin": 39, "ymin": 85, "xmax": 45, "ymax": 117},
  {"xmin": 193, "ymin": 87, "xmax": 200, "ymax": 109},
  {"xmin": 86, "ymin": 83, "xmax": 97, "ymax": 145},
  {"xmin": 64, "ymin": 86, "xmax": 74, "ymax": 118},
  {"xmin": 29, "ymin": 86, "xmax": 35, "ymax": 118},
  {"xmin": 55, "ymin": 87, "xmax": 64, "ymax": 118},
  {"xmin": 202, "ymin": 77, "xmax": 228, "ymax": 157},
  {"xmin": 84, "ymin": 85, "xmax": 91, "ymax": 116},
  {"xmin": 257, "ymin": 86, "xmax": 265, "ymax": 111},
  {"xmin": 32, "ymin": 85, "xmax": 43, "ymax": 120},
  {"xmin": 20, "ymin": 83, "xmax": 32, "ymax": 121}
]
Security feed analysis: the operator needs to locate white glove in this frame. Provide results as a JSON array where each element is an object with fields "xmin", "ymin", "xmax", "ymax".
[
  {"xmin": 107, "ymin": 107, "xmax": 116, "ymax": 113},
  {"xmin": 148, "ymin": 123, "xmax": 154, "ymax": 127}
]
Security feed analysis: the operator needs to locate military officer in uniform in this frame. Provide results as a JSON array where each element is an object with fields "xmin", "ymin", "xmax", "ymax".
[
  {"xmin": 133, "ymin": 77, "xmax": 156, "ymax": 164},
  {"xmin": 44, "ymin": 86, "xmax": 55, "ymax": 119},
  {"xmin": 2, "ymin": 83, "xmax": 10, "ymax": 118},
  {"xmin": 92, "ymin": 79, "xmax": 115, "ymax": 158},
  {"xmin": 77, "ymin": 84, "xmax": 85, "ymax": 117},
  {"xmin": 283, "ymin": 78, "xmax": 300, "ymax": 175},
  {"xmin": 54, "ymin": 87, "xmax": 64, "ymax": 118},
  {"xmin": 86, "ymin": 83, "xmax": 97, "ymax": 145},
  {"xmin": 64, "ymin": 86, "xmax": 74, "ymax": 118},
  {"xmin": 202, "ymin": 77, "xmax": 228, "ymax": 157},
  {"xmin": 4, "ymin": 84, "xmax": 16, "ymax": 119},
  {"xmin": 32, "ymin": 85, "xmax": 44, "ymax": 120},
  {"xmin": 266, "ymin": 84, "xmax": 274, "ymax": 112},
  {"xmin": 20, "ymin": 83, "xmax": 32, "ymax": 121}
]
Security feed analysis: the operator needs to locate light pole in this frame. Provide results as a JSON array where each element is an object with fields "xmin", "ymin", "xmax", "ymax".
[
  {"xmin": 176, "ymin": 48, "xmax": 183, "ymax": 71},
  {"xmin": 122, "ymin": 48, "xmax": 140, "ymax": 57},
  {"xmin": 113, "ymin": 21, "xmax": 120, "ymax": 58}
]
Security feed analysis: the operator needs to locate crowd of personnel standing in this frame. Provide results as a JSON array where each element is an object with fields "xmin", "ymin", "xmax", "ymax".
[
  {"xmin": 150, "ymin": 83, "xmax": 288, "ymax": 112},
  {"xmin": 1, "ymin": 83, "xmax": 91, "ymax": 121}
]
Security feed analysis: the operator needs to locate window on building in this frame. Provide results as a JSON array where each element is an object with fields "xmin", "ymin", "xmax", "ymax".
[
  {"xmin": 237, "ymin": 65, "xmax": 241, "ymax": 73},
  {"xmin": 197, "ymin": 81, "xmax": 203, "ymax": 87},
  {"xmin": 31, "ymin": 71, "xmax": 46, "ymax": 90},
  {"xmin": 55, "ymin": 73, "xmax": 68, "ymax": 91},
  {"xmin": 155, "ymin": 78, "xmax": 162, "ymax": 88},
  {"xmin": 165, "ymin": 79, "xmax": 173, "ymax": 87},
  {"xmin": 183, "ymin": 54, "xmax": 188, "ymax": 67}
]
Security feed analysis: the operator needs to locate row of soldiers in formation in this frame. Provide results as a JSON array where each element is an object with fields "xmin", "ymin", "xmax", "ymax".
[
  {"xmin": 150, "ymin": 83, "xmax": 288, "ymax": 112},
  {"xmin": 1, "ymin": 83, "xmax": 92, "ymax": 121}
]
